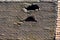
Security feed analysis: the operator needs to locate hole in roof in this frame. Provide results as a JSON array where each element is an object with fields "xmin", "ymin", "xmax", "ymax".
[
  {"xmin": 24, "ymin": 16, "xmax": 37, "ymax": 22},
  {"xmin": 25, "ymin": 4, "xmax": 39, "ymax": 10}
]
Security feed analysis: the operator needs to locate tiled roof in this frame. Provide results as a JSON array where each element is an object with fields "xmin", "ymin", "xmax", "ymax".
[
  {"xmin": 0, "ymin": 0, "xmax": 57, "ymax": 2},
  {"xmin": 0, "ymin": 2, "xmax": 57, "ymax": 40}
]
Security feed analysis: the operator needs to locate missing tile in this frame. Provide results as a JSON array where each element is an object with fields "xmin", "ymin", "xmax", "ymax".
[
  {"xmin": 23, "ymin": 4, "xmax": 40, "ymax": 12},
  {"xmin": 24, "ymin": 16, "xmax": 37, "ymax": 22}
]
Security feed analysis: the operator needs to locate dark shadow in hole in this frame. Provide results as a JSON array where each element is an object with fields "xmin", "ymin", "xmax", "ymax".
[
  {"xmin": 53, "ymin": 36, "xmax": 55, "ymax": 40},
  {"xmin": 24, "ymin": 16, "xmax": 37, "ymax": 22},
  {"xmin": 25, "ymin": 4, "xmax": 39, "ymax": 10},
  {"xmin": 53, "ymin": 38, "xmax": 55, "ymax": 40}
]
